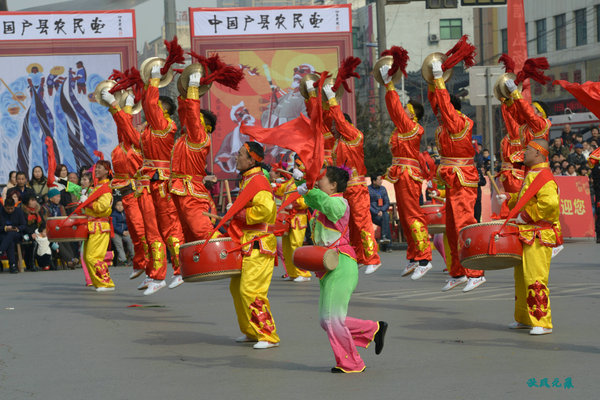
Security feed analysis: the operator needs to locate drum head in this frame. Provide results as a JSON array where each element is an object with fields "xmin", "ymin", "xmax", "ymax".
[
  {"xmin": 461, "ymin": 254, "xmax": 521, "ymax": 270},
  {"xmin": 322, "ymin": 249, "xmax": 339, "ymax": 271},
  {"xmin": 183, "ymin": 269, "xmax": 241, "ymax": 282},
  {"xmin": 427, "ymin": 224, "xmax": 446, "ymax": 234}
]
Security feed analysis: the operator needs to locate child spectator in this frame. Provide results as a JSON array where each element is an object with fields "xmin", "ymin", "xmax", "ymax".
[
  {"xmin": 79, "ymin": 172, "xmax": 92, "ymax": 203},
  {"xmin": 111, "ymin": 199, "xmax": 133, "ymax": 266},
  {"xmin": 34, "ymin": 221, "xmax": 55, "ymax": 271},
  {"xmin": 43, "ymin": 188, "xmax": 78, "ymax": 268}
]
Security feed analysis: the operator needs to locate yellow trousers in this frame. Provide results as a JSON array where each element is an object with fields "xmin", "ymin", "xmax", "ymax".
[
  {"xmin": 229, "ymin": 249, "xmax": 280, "ymax": 343},
  {"xmin": 514, "ymin": 240, "xmax": 552, "ymax": 329},
  {"xmin": 282, "ymin": 226, "xmax": 311, "ymax": 278},
  {"xmin": 84, "ymin": 231, "xmax": 115, "ymax": 288}
]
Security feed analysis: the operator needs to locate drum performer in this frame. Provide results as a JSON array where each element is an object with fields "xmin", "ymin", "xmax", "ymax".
[
  {"xmin": 101, "ymin": 89, "xmax": 151, "ymax": 280},
  {"xmin": 170, "ymin": 71, "xmax": 217, "ymax": 243},
  {"xmin": 83, "ymin": 161, "xmax": 116, "ymax": 292},
  {"xmin": 229, "ymin": 141, "xmax": 280, "ymax": 349},
  {"xmin": 428, "ymin": 59, "xmax": 485, "ymax": 292},
  {"xmin": 321, "ymin": 84, "xmax": 382, "ymax": 275},
  {"xmin": 498, "ymin": 139, "xmax": 561, "ymax": 335},
  {"xmin": 379, "ymin": 59, "xmax": 433, "ymax": 280},
  {"xmin": 296, "ymin": 166, "xmax": 387, "ymax": 373}
]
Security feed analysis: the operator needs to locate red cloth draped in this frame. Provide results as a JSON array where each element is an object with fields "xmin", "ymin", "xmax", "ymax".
[{"xmin": 553, "ymin": 80, "xmax": 600, "ymax": 120}]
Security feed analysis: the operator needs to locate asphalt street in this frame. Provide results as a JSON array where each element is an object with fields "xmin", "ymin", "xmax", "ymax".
[{"xmin": 1, "ymin": 241, "xmax": 598, "ymax": 400}]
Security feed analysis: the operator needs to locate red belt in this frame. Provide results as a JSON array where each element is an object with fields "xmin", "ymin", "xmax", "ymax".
[
  {"xmin": 171, "ymin": 173, "xmax": 206, "ymax": 184},
  {"xmin": 440, "ymin": 157, "xmax": 474, "ymax": 166},
  {"xmin": 143, "ymin": 159, "xmax": 170, "ymax": 169},
  {"xmin": 392, "ymin": 157, "xmax": 421, "ymax": 168},
  {"xmin": 241, "ymin": 223, "xmax": 269, "ymax": 232}
]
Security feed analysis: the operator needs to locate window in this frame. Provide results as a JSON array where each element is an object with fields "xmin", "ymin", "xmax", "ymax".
[
  {"xmin": 555, "ymin": 14, "xmax": 566, "ymax": 50},
  {"xmin": 597, "ymin": 5, "xmax": 600, "ymax": 42},
  {"xmin": 575, "ymin": 8, "xmax": 587, "ymax": 46},
  {"xmin": 535, "ymin": 19, "xmax": 547, "ymax": 54},
  {"xmin": 440, "ymin": 19, "xmax": 462, "ymax": 40},
  {"xmin": 501, "ymin": 28, "xmax": 508, "ymax": 54}
]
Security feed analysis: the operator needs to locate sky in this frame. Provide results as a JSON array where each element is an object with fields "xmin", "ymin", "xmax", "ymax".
[{"xmin": 7, "ymin": 0, "xmax": 218, "ymax": 51}]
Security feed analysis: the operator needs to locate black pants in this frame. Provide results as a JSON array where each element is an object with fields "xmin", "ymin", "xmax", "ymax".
[
  {"xmin": 36, "ymin": 253, "xmax": 52, "ymax": 270},
  {"xmin": 0, "ymin": 231, "xmax": 21, "ymax": 267}
]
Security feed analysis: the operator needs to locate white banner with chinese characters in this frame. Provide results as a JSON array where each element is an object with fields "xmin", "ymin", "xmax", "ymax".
[
  {"xmin": 191, "ymin": 6, "xmax": 351, "ymax": 36},
  {"xmin": 0, "ymin": 11, "xmax": 135, "ymax": 40}
]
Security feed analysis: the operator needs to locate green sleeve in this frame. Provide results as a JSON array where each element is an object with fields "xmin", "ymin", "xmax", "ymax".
[
  {"xmin": 303, "ymin": 188, "xmax": 346, "ymax": 223},
  {"xmin": 66, "ymin": 181, "xmax": 82, "ymax": 199}
]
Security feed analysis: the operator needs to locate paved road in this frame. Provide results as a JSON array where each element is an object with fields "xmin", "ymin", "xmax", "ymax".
[{"xmin": 1, "ymin": 241, "xmax": 598, "ymax": 400}]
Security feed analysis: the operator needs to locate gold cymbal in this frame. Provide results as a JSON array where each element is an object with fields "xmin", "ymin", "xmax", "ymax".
[
  {"xmin": 421, "ymin": 52, "xmax": 453, "ymax": 84},
  {"xmin": 323, "ymin": 75, "xmax": 344, "ymax": 103},
  {"xmin": 372, "ymin": 55, "xmax": 404, "ymax": 86},
  {"xmin": 93, "ymin": 80, "xmax": 117, "ymax": 108},
  {"xmin": 494, "ymin": 72, "xmax": 520, "ymax": 101},
  {"xmin": 177, "ymin": 63, "xmax": 212, "ymax": 98},
  {"xmin": 140, "ymin": 57, "xmax": 174, "ymax": 88},
  {"xmin": 115, "ymin": 88, "xmax": 142, "ymax": 114},
  {"xmin": 299, "ymin": 73, "xmax": 321, "ymax": 100}
]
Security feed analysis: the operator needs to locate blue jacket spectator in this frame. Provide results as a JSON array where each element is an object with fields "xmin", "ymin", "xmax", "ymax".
[
  {"xmin": 368, "ymin": 175, "xmax": 392, "ymax": 249},
  {"xmin": 0, "ymin": 197, "xmax": 27, "ymax": 273}
]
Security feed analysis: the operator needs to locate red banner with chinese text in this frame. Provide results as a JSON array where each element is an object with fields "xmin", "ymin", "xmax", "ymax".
[{"xmin": 555, "ymin": 176, "xmax": 594, "ymax": 239}]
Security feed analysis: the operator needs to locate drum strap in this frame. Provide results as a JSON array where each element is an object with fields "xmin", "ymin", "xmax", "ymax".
[{"xmin": 488, "ymin": 168, "xmax": 554, "ymax": 255}]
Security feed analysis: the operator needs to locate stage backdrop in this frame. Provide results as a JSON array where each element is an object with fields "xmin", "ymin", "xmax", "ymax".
[
  {"xmin": 190, "ymin": 4, "xmax": 354, "ymax": 179},
  {"xmin": 0, "ymin": 10, "xmax": 137, "ymax": 182}
]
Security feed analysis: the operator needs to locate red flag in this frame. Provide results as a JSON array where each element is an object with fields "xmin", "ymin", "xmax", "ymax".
[
  {"xmin": 45, "ymin": 136, "xmax": 56, "ymax": 188},
  {"xmin": 507, "ymin": 0, "xmax": 530, "ymax": 102},
  {"xmin": 553, "ymin": 80, "xmax": 600, "ymax": 120}
]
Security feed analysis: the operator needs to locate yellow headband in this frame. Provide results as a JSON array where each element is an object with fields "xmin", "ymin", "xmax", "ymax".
[
  {"xmin": 406, "ymin": 103, "xmax": 418, "ymax": 122},
  {"xmin": 532, "ymin": 102, "xmax": 547, "ymax": 119},
  {"xmin": 243, "ymin": 143, "xmax": 263, "ymax": 162}
]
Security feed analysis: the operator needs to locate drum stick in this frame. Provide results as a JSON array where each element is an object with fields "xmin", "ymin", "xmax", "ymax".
[
  {"xmin": 284, "ymin": 189, "xmax": 297, "ymax": 195},
  {"xmin": 486, "ymin": 171, "xmax": 503, "ymax": 194},
  {"xmin": 224, "ymin": 180, "xmax": 232, "ymax": 204},
  {"xmin": 432, "ymin": 195, "xmax": 446, "ymax": 202},
  {"xmin": 203, "ymin": 211, "xmax": 222, "ymax": 220}
]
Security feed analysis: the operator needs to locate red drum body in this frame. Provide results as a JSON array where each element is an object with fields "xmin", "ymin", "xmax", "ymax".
[
  {"xmin": 293, "ymin": 246, "xmax": 339, "ymax": 272},
  {"xmin": 47, "ymin": 216, "xmax": 89, "ymax": 242},
  {"xmin": 180, "ymin": 237, "xmax": 242, "ymax": 282},
  {"xmin": 269, "ymin": 220, "xmax": 289, "ymax": 236},
  {"xmin": 421, "ymin": 204, "xmax": 445, "ymax": 234},
  {"xmin": 458, "ymin": 221, "xmax": 522, "ymax": 270}
]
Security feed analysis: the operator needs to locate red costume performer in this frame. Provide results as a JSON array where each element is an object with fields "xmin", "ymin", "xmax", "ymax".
[
  {"xmin": 497, "ymin": 100, "xmax": 525, "ymax": 217},
  {"xmin": 138, "ymin": 73, "xmax": 185, "ymax": 284},
  {"xmin": 108, "ymin": 97, "xmax": 151, "ymax": 279},
  {"xmin": 383, "ymin": 76, "xmax": 432, "ymax": 277},
  {"xmin": 170, "ymin": 85, "xmax": 213, "ymax": 242},
  {"xmin": 429, "ymin": 72, "xmax": 484, "ymax": 290}
]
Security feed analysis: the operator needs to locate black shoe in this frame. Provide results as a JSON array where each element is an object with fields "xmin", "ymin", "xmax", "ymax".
[
  {"xmin": 331, "ymin": 367, "xmax": 345, "ymax": 373},
  {"xmin": 9, "ymin": 265, "xmax": 18, "ymax": 274},
  {"xmin": 374, "ymin": 321, "xmax": 388, "ymax": 355}
]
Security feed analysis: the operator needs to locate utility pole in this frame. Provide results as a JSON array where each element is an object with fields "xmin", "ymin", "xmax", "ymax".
[
  {"xmin": 164, "ymin": 0, "xmax": 177, "ymax": 41},
  {"xmin": 0, "ymin": 0, "xmax": 7, "ymax": 11},
  {"xmin": 376, "ymin": 0, "xmax": 387, "ymax": 126}
]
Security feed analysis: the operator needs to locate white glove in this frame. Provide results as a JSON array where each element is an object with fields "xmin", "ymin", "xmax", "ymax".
[
  {"xmin": 431, "ymin": 60, "xmax": 443, "ymax": 79},
  {"xmin": 305, "ymin": 79, "xmax": 316, "ymax": 93},
  {"xmin": 189, "ymin": 72, "xmax": 201, "ymax": 88},
  {"xmin": 125, "ymin": 94, "xmax": 135, "ymax": 107},
  {"xmin": 379, "ymin": 65, "xmax": 392, "ymax": 85},
  {"xmin": 270, "ymin": 182, "xmax": 277, "ymax": 188},
  {"xmin": 151, "ymin": 64, "xmax": 161, "ymax": 79},
  {"xmin": 515, "ymin": 213, "xmax": 526, "ymax": 225},
  {"xmin": 297, "ymin": 183, "xmax": 308, "ymax": 196},
  {"xmin": 226, "ymin": 202, "xmax": 233, "ymax": 211},
  {"xmin": 496, "ymin": 193, "xmax": 509, "ymax": 205},
  {"xmin": 505, "ymin": 79, "xmax": 518, "ymax": 93},
  {"xmin": 292, "ymin": 168, "xmax": 304, "ymax": 181},
  {"xmin": 101, "ymin": 89, "xmax": 116, "ymax": 105},
  {"xmin": 275, "ymin": 177, "xmax": 285, "ymax": 183},
  {"xmin": 323, "ymin": 84, "xmax": 335, "ymax": 100}
]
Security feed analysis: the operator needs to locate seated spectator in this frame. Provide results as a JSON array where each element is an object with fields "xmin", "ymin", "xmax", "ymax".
[
  {"xmin": 368, "ymin": 174, "xmax": 392, "ymax": 252},
  {"xmin": 79, "ymin": 172, "xmax": 92, "ymax": 203},
  {"xmin": 564, "ymin": 164, "xmax": 577, "ymax": 176},
  {"xmin": 30, "ymin": 166, "xmax": 49, "ymax": 205},
  {"xmin": 0, "ymin": 197, "xmax": 26, "ymax": 273},
  {"xmin": 550, "ymin": 154, "xmax": 561, "ymax": 164},
  {"xmin": 1, "ymin": 171, "xmax": 17, "ymax": 202},
  {"xmin": 568, "ymin": 143, "xmax": 586, "ymax": 167},
  {"xmin": 20, "ymin": 194, "xmax": 44, "ymax": 272},
  {"xmin": 7, "ymin": 172, "xmax": 35, "ymax": 204},
  {"xmin": 573, "ymin": 134, "xmax": 584, "ymax": 146},
  {"xmin": 561, "ymin": 160, "xmax": 570, "ymax": 171},
  {"xmin": 33, "ymin": 221, "xmax": 55, "ymax": 271},
  {"xmin": 549, "ymin": 138, "xmax": 569, "ymax": 160},
  {"xmin": 552, "ymin": 166, "xmax": 562, "ymax": 176},
  {"xmin": 587, "ymin": 127, "xmax": 600, "ymax": 144},
  {"xmin": 582, "ymin": 142, "xmax": 592, "ymax": 160},
  {"xmin": 561, "ymin": 124, "xmax": 573, "ymax": 146},
  {"xmin": 111, "ymin": 199, "xmax": 134, "ymax": 266},
  {"xmin": 43, "ymin": 188, "xmax": 77, "ymax": 268}
]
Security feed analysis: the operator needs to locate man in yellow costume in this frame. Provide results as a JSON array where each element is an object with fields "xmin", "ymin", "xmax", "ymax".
[
  {"xmin": 499, "ymin": 139, "xmax": 562, "ymax": 335},
  {"xmin": 83, "ymin": 160, "xmax": 116, "ymax": 292},
  {"xmin": 229, "ymin": 141, "xmax": 280, "ymax": 349}
]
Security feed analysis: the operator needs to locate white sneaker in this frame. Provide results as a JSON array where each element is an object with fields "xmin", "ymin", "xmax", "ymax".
[
  {"xmin": 143, "ymin": 280, "xmax": 166, "ymax": 296},
  {"xmin": 364, "ymin": 263, "xmax": 382, "ymax": 275},
  {"xmin": 441, "ymin": 276, "xmax": 468, "ymax": 292},
  {"xmin": 168, "ymin": 275, "xmax": 184, "ymax": 289},
  {"xmin": 530, "ymin": 326, "xmax": 552, "ymax": 335},
  {"xmin": 96, "ymin": 287, "xmax": 115, "ymax": 292},
  {"xmin": 129, "ymin": 269, "xmax": 144, "ymax": 280},
  {"xmin": 137, "ymin": 276, "xmax": 152, "ymax": 290},
  {"xmin": 508, "ymin": 321, "xmax": 532, "ymax": 329},
  {"xmin": 253, "ymin": 341, "xmax": 279, "ymax": 349},
  {"xmin": 293, "ymin": 276, "xmax": 311, "ymax": 282},
  {"xmin": 235, "ymin": 335, "xmax": 257, "ymax": 343},
  {"xmin": 401, "ymin": 262, "xmax": 417, "ymax": 277},
  {"xmin": 551, "ymin": 245, "xmax": 564, "ymax": 258},
  {"xmin": 411, "ymin": 262, "xmax": 432, "ymax": 280},
  {"xmin": 462, "ymin": 276, "xmax": 486, "ymax": 292}
]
